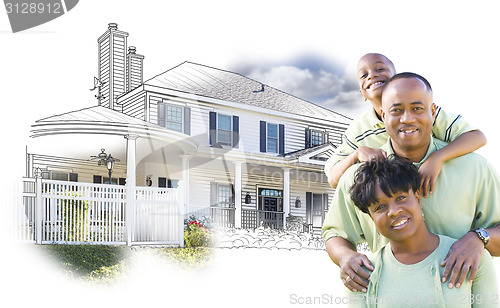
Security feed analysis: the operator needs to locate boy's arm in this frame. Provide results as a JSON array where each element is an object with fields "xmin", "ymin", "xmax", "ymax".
[
  {"xmin": 328, "ymin": 147, "xmax": 387, "ymax": 189},
  {"xmin": 419, "ymin": 130, "xmax": 487, "ymax": 196}
]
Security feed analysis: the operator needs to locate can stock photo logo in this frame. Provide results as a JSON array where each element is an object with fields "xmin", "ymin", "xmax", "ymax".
[{"xmin": 3, "ymin": 0, "xmax": 79, "ymax": 33}]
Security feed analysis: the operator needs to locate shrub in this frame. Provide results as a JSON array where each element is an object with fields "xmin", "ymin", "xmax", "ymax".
[
  {"xmin": 184, "ymin": 216, "xmax": 213, "ymax": 247},
  {"xmin": 60, "ymin": 193, "xmax": 90, "ymax": 242}
]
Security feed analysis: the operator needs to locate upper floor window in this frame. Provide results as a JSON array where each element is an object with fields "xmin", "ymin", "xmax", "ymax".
[
  {"xmin": 311, "ymin": 130, "xmax": 323, "ymax": 147},
  {"xmin": 209, "ymin": 112, "xmax": 239, "ymax": 148},
  {"xmin": 305, "ymin": 128, "xmax": 328, "ymax": 148},
  {"xmin": 158, "ymin": 102, "xmax": 191, "ymax": 135},
  {"xmin": 267, "ymin": 123, "xmax": 279, "ymax": 153},
  {"xmin": 260, "ymin": 121, "xmax": 285, "ymax": 154},
  {"xmin": 217, "ymin": 114, "xmax": 233, "ymax": 145}
]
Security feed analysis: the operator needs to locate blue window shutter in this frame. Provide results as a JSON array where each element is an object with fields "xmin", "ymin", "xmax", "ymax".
[
  {"xmin": 209, "ymin": 112, "xmax": 216, "ymax": 146},
  {"xmin": 260, "ymin": 121, "xmax": 266, "ymax": 152},
  {"xmin": 232, "ymin": 115, "xmax": 239, "ymax": 148},
  {"xmin": 279, "ymin": 124, "xmax": 285, "ymax": 154},
  {"xmin": 305, "ymin": 128, "xmax": 311, "ymax": 148},
  {"xmin": 184, "ymin": 107, "xmax": 191, "ymax": 135}
]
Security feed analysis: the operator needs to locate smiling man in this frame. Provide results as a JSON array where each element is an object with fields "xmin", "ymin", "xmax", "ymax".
[{"xmin": 322, "ymin": 72, "xmax": 500, "ymax": 294}]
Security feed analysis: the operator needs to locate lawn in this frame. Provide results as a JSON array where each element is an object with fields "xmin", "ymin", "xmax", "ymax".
[{"xmin": 38, "ymin": 245, "xmax": 215, "ymax": 283}]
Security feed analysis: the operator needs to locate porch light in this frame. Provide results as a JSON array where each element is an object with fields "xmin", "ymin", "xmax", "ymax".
[
  {"xmin": 245, "ymin": 192, "xmax": 251, "ymax": 204},
  {"xmin": 105, "ymin": 154, "xmax": 117, "ymax": 184},
  {"xmin": 91, "ymin": 149, "xmax": 120, "ymax": 184},
  {"xmin": 295, "ymin": 196, "xmax": 301, "ymax": 208}
]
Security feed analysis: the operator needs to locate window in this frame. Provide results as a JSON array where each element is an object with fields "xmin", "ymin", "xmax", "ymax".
[
  {"xmin": 166, "ymin": 105, "xmax": 183, "ymax": 132},
  {"xmin": 158, "ymin": 102, "xmax": 191, "ymax": 134},
  {"xmin": 260, "ymin": 121, "xmax": 285, "ymax": 154},
  {"xmin": 267, "ymin": 123, "xmax": 278, "ymax": 153},
  {"xmin": 158, "ymin": 177, "xmax": 179, "ymax": 188},
  {"xmin": 51, "ymin": 172, "xmax": 68, "ymax": 181},
  {"xmin": 218, "ymin": 185, "xmax": 232, "ymax": 208},
  {"xmin": 305, "ymin": 128, "xmax": 327, "ymax": 148},
  {"xmin": 210, "ymin": 182, "xmax": 234, "ymax": 208},
  {"xmin": 311, "ymin": 130, "xmax": 323, "ymax": 147},
  {"xmin": 209, "ymin": 112, "xmax": 239, "ymax": 148},
  {"xmin": 93, "ymin": 175, "xmax": 102, "ymax": 184},
  {"xmin": 93, "ymin": 175, "xmax": 125, "ymax": 185},
  {"xmin": 217, "ymin": 114, "xmax": 232, "ymax": 145}
]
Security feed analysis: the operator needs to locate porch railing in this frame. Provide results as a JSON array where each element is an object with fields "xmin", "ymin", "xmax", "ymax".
[
  {"xmin": 186, "ymin": 204, "xmax": 235, "ymax": 228},
  {"xmin": 18, "ymin": 178, "xmax": 184, "ymax": 246},
  {"xmin": 242, "ymin": 209, "xmax": 284, "ymax": 229}
]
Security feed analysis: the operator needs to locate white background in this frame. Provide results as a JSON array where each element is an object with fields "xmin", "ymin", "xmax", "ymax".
[{"xmin": 1, "ymin": 1, "xmax": 499, "ymax": 306}]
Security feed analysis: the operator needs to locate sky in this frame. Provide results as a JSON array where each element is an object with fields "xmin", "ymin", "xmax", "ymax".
[
  {"xmin": 2, "ymin": 0, "xmax": 499, "ymax": 175},
  {"xmin": 1, "ymin": 0, "xmax": 500, "ymax": 306}
]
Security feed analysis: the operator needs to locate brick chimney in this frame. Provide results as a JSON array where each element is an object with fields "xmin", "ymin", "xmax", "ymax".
[{"xmin": 126, "ymin": 46, "xmax": 145, "ymax": 92}]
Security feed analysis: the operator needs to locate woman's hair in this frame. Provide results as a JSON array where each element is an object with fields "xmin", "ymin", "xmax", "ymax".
[{"xmin": 350, "ymin": 155, "xmax": 421, "ymax": 214}]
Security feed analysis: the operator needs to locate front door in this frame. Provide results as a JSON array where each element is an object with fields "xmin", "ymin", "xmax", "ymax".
[
  {"xmin": 306, "ymin": 193, "xmax": 328, "ymax": 228},
  {"xmin": 258, "ymin": 188, "xmax": 283, "ymax": 229}
]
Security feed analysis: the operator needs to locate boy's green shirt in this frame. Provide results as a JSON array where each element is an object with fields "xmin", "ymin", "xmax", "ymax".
[{"xmin": 324, "ymin": 106, "xmax": 477, "ymax": 176}]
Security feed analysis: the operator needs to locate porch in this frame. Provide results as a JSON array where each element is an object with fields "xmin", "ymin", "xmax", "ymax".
[{"xmin": 186, "ymin": 205, "xmax": 285, "ymax": 230}]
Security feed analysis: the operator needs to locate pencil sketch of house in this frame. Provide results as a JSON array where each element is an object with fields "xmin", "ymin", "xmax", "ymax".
[{"xmin": 21, "ymin": 23, "xmax": 351, "ymax": 246}]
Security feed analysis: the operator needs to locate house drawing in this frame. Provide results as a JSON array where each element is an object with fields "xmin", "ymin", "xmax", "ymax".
[{"xmin": 22, "ymin": 23, "xmax": 351, "ymax": 246}]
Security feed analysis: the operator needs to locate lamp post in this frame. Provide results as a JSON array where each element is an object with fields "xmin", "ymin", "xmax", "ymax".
[
  {"xmin": 91, "ymin": 149, "xmax": 120, "ymax": 184},
  {"xmin": 105, "ymin": 154, "xmax": 117, "ymax": 184}
]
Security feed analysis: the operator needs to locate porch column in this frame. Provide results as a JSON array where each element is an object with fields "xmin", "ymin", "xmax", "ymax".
[
  {"xmin": 181, "ymin": 155, "xmax": 192, "ymax": 209},
  {"xmin": 234, "ymin": 161, "xmax": 243, "ymax": 228},
  {"xmin": 125, "ymin": 134, "xmax": 138, "ymax": 246},
  {"xmin": 35, "ymin": 168, "xmax": 42, "ymax": 245},
  {"xmin": 283, "ymin": 168, "xmax": 291, "ymax": 229},
  {"xmin": 180, "ymin": 155, "xmax": 192, "ymax": 248}
]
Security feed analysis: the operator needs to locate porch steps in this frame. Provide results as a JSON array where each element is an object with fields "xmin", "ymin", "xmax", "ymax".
[{"xmin": 312, "ymin": 226, "xmax": 322, "ymax": 238}]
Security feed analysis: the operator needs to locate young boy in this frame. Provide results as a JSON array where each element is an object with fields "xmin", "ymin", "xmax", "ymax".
[
  {"xmin": 347, "ymin": 156, "xmax": 497, "ymax": 307},
  {"xmin": 325, "ymin": 53, "xmax": 486, "ymax": 197}
]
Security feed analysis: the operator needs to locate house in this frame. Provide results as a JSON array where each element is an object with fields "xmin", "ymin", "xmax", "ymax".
[{"xmin": 24, "ymin": 23, "xmax": 351, "ymax": 244}]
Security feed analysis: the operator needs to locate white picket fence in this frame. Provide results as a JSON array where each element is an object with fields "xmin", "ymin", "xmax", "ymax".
[{"xmin": 17, "ymin": 178, "xmax": 184, "ymax": 246}]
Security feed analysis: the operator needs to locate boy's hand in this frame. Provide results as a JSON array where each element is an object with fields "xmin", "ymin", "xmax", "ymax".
[
  {"xmin": 339, "ymin": 250, "xmax": 373, "ymax": 292},
  {"xmin": 418, "ymin": 153, "xmax": 444, "ymax": 198},
  {"xmin": 441, "ymin": 231, "xmax": 484, "ymax": 288},
  {"xmin": 356, "ymin": 146, "xmax": 387, "ymax": 163}
]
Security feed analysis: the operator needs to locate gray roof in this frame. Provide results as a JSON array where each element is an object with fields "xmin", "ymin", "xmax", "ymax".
[
  {"xmin": 145, "ymin": 61, "xmax": 352, "ymax": 123},
  {"xmin": 35, "ymin": 106, "xmax": 152, "ymax": 125}
]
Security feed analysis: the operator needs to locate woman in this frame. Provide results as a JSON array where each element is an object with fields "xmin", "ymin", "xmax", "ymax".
[{"xmin": 347, "ymin": 156, "xmax": 498, "ymax": 307}]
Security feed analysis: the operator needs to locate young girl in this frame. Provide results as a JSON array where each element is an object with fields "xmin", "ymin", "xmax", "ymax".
[{"xmin": 347, "ymin": 156, "xmax": 498, "ymax": 308}]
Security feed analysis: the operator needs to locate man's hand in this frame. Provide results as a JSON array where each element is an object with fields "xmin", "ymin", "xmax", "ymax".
[
  {"xmin": 441, "ymin": 231, "xmax": 484, "ymax": 288},
  {"xmin": 338, "ymin": 250, "xmax": 374, "ymax": 292},
  {"xmin": 356, "ymin": 146, "xmax": 387, "ymax": 163}
]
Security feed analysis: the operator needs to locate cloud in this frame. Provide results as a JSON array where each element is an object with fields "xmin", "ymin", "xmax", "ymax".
[
  {"xmin": 246, "ymin": 65, "xmax": 344, "ymax": 102},
  {"xmin": 233, "ymin": 57, "xmax": 366, "ymax": 118},
  {"xmin": 322, "ymin": 90, "xmax": 369, "ymax": 118}
]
